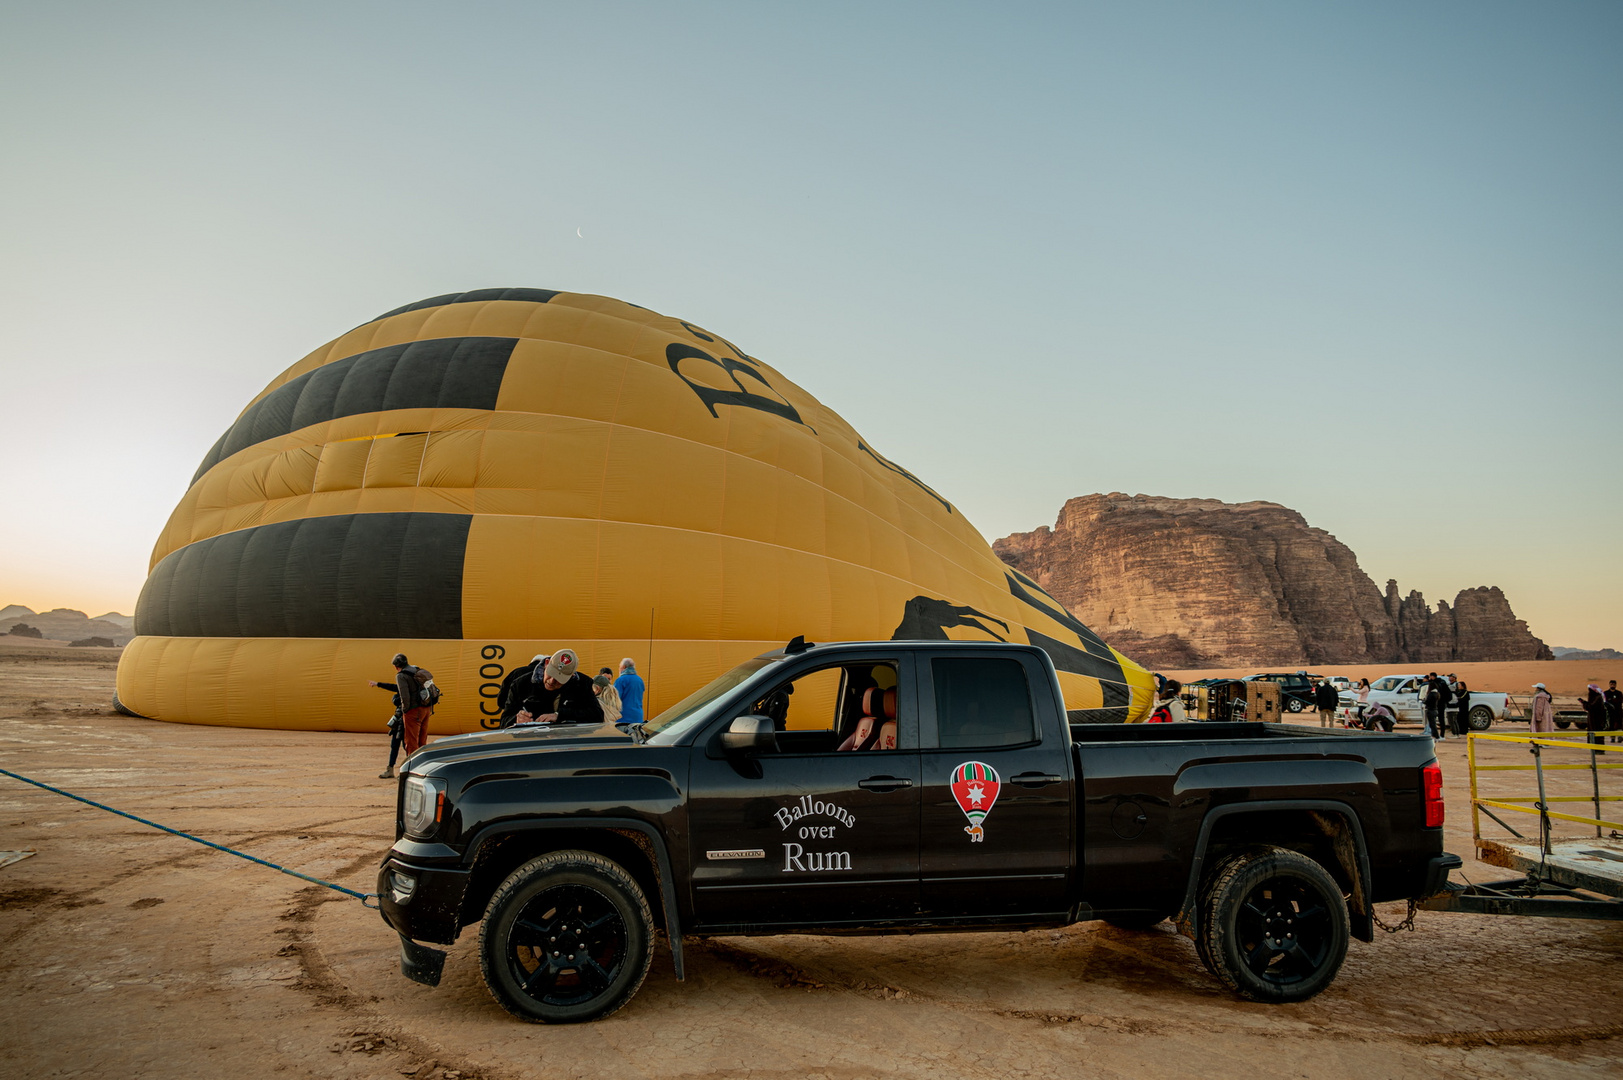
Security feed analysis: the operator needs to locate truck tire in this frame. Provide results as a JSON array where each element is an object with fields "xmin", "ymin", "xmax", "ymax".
[
  {"xmin": 479, "ymin": 849, "xmax": 654, "ymax": 1023},
  {"xmin": 1203, "ymin": 846, "xmax": 1349, "ymax": 1003},
  {"xmin": 1102, "ymin": 911, "xmax": 1172, "ymax": 931},
  {"xmin": 1285, "ymin": 698, "xmax": 1305, "ymax": 713},
  {"xmin": 1191, "ymin": 848, "xmax": 1266, "ymax": 978},
  {"xmin": 1467, "ymin": 706, "xmax": 1494, "ymax": 732}
]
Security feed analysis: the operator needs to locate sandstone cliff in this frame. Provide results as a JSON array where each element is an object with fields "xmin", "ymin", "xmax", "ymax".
[{"xmin": 993, "ymin": 493, "xmax": 1552, "ymax": 669}]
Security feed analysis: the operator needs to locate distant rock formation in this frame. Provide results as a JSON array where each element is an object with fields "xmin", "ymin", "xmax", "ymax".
[
  {"xmin": 993, "ymin": 493, "xmax": 1553, "ymax": 669},
  {"xmin": 8, "ymin": 623, "xmax": 43, "ymax": 638},
  {"xmin": 0, "ymin": 606, "xmax": 135, "ymax": 646},
  {"xmin": 1552, "ymin": 646, "xmax": 1623, "ymax": 661},
  {"xmin": 69, "ymin": 636, "xmax": 117, "ymax": 648}
]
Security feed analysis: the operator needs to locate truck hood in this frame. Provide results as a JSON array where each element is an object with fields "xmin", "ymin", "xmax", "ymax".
[{"xmin": 407, "ymin": 723, "xmax": 637, "ymax": 770}]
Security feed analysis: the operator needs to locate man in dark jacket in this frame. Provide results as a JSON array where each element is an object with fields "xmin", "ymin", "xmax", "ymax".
[
  {"xmin": 1605, "ymin": 680, "xmax": 1622, "ymax": 746},
  {"xmin": 368, "ymin": 653, "xmax": 434, "ymax": 760},
  {"xmin": 1423, "ymin": 673, "xmax": 1450, "ymax": 740},
  {"xmin": 514, "ymin": 648, "xmax": 601, "ymax": 725},
  {"xmin": 1314, "ymin": 680, "xmax": 1339, "ymax": 728},
  {"xmin": 496, "ymin": 653, "xmax": 548, "ymax": 727}
]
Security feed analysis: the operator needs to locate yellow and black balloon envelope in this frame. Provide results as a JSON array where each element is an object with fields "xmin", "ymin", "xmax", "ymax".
[{"xmin": 117, "ymin": 289, "xmax": 1154, "ymax": 732}]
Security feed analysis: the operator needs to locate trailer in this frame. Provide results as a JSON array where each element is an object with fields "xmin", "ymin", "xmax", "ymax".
[{"xmin": 1418, "ymin": 732, "xmax": 1623, "ymax": 920}]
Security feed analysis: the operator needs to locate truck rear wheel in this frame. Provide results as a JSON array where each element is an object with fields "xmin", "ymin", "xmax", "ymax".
[
  {"xmin": 1203, "ymin": 846, "xmax": 1349, "ymax": 1003},
  {"xmin": 479, "ymin": 849, "xmax": 654, "ymax": 1023},
  {"xmin": 1467, "ymin": 706, "xmax": 1494, "ymax": 731}
]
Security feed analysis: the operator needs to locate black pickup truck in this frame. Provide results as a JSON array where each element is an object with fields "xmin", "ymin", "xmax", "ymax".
[{"xmin": 377, "ymin": 639, "xmax": 1459, "ymax": 1022}]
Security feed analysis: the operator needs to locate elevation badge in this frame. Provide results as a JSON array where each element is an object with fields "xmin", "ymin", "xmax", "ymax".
[{"xmin": 949, "ymin": 761, "xmax": 1001, "ymax": 842}]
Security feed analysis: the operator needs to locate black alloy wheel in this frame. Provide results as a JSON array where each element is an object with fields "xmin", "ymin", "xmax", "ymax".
[
  {"xmin": 1203, "ymin": 846, "xmax": 1349, "ymax": 1003},
  {"xmin": 479, "ymin": 850, "xmax": 653, "ymax": 1023},
  {"xmin": 1468, "ymin": 706, "xmax": 1494, "ymax": 731}
]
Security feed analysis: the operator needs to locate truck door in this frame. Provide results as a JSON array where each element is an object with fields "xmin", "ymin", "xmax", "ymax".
[
  {"xmin": 1397, "ymin": 678, "xmax": 1422, "ymax": 722},
  {"xmin": 685, "ymin": 654, "xmax": 921, "ymax": 930},
  {"xmin": 917, "ymin": 651, "xmax": 1073, "ymax": 917}
]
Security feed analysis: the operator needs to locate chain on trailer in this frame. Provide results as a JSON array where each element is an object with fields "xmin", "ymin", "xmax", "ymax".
[{"xmin": 0, "ymin": 767, "xmax": 379, "ymax": 907}]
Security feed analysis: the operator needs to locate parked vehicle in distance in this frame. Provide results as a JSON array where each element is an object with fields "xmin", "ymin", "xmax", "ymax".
[
  {"xmin": 1337, "ymin": 675, "xmax": 1510, "ymax": 731},
  {"xmin": 1326, "ymin": 676, "xmax": 1353, "ymax": 693},
  {"xmin": 1243, "ymin": 672, "xmax": 1323, "ymax": 713},
  {"xmin": 377, "ymin": 639, "xmax": 1456, "ymax": 1022}
]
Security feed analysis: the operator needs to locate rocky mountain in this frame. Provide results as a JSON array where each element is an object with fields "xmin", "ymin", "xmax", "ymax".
[
  {"xmin": 1552, "ymin": 646, "xmax": 1623, "ymax": 661},
  {"xmin": 0, "ymin": 605, "xmax": 135, "ymax": 646},
  {"xmin": 993, "ymin": 493, "xmax": 1553, "ymax": 669}
]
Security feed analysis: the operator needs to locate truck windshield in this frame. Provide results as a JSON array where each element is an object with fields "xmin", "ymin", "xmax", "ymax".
[
  {"xmin": 1371, "ymin": 676, "xmax": 1407, "ymax": 691},
  {"xmin": 642, "ymin": 658, "xmax": 778, "ymax": 743}
]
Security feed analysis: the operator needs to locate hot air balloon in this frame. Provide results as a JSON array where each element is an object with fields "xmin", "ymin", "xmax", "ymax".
[{"xmin": 116, "ymin": 289, "xmax": 1155, "ymax": 732}]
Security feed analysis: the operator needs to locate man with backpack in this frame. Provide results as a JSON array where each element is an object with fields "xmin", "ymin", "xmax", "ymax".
[{"xmin": 369, "ymin": 653, "xmax": 439, "ymax": 762}]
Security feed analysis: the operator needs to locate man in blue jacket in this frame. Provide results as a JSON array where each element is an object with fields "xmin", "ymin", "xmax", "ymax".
[{"xmin": 615, "ymin": 658, "xmax": 646, "ymax": 725}]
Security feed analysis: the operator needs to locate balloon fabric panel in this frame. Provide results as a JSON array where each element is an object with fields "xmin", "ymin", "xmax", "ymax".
[{"xmin": 118, "ymin": 290, "xmax": 1154, "ymax": 732}]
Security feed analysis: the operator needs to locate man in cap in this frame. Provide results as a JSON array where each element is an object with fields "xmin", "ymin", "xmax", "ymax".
[
  {"xmin": 515, "ymin": 648, "xmax": 600, "ymax": 725},
  {"xmin": 496, "ymin": 653, "xmax": 548, "ymax": 727}
]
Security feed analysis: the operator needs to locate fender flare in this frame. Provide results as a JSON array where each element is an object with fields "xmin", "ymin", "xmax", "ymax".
[
  {"xmin": 1175, "ymin": 799, "xmax": 1374, "ymax": 942},
  {"xmin": 462, "ymin": 817, "xmax": 686, "ymax": 980}
]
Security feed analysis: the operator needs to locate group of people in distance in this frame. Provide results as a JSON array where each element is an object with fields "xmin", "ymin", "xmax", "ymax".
[
  {"xmin": 494, "ymin": 649, "xmax": 645, "ymax": 731},
  {"xmin": 367, "ymin": 649, "xmax": 648, "ymax": 779}
]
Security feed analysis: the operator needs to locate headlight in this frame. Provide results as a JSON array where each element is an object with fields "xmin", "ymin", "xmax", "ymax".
[{"xmin": 402, "ymin": 775, "xmax": 447, "ymax": 837}]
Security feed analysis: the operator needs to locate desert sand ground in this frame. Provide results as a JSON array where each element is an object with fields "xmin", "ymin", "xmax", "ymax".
[{"xmin": 2, "ymin": 638, "xmax": 1620, "ymax": 1080}]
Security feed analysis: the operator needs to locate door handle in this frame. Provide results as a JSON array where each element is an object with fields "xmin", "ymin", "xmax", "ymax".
[
  {"xmin": 858, "ymin": 776, "xmax": 913, "ymax": 792},
  {"xmin": 1012, "ymin": 772, "xmax": 1063, "ymax": 787}
]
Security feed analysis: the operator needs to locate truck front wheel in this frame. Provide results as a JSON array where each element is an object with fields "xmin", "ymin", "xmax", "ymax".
[
  {"xmin": 1203, "ymin": 847, "xmax": 1349, "ymax": 1003},
  {"xmin": 478, "ymin": 849, "xmax": 654, "ymax": 1023}
]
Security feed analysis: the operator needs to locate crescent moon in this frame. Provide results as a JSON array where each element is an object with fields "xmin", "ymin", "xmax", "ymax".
[{"xmin": 576, "ymin": 227, "xmax": 583, "ymax": 238}]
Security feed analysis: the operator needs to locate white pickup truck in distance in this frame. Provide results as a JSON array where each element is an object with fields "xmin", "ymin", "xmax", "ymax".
[{"xmin": 1338, "ymin": 675, "xmax": 1509, "ymax": 731}]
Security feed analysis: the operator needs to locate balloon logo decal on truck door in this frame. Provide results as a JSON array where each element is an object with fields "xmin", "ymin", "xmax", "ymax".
[{"xmin": 950, "ymin": 761, "xmax": 1001, "ymax": 842}]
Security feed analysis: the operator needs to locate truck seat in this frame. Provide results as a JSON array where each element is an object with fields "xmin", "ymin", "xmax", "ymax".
[{"xmin": 837, "ymin": 688, "xmax": 898, "ymax": 751}]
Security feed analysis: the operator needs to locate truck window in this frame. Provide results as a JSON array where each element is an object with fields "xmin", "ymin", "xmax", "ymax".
[
  {"xmin": 931, "ymin": 657, "xmax": 1036, "ymax": 748},
  {"xmin": 746, "ymin": 661, "xmax": 901, "ymax": 752},
  {"xmin": 1371, "ymin": 677, "xmax": 1404, "ymax": 692}
]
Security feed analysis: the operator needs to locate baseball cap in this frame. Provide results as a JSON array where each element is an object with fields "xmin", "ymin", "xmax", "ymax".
[{"xmin": 545, "ymin": 648, "xmax": 579, "ymax": 684}]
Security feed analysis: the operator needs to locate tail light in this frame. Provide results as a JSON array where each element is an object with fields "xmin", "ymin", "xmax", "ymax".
[{"xmin": 1421, "ymin": 760, "xmax": 1444, "ymax": 827}]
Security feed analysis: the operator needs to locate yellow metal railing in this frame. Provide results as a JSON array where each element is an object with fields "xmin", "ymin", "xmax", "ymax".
[{"xmin": 1467, "ymin": 732, "xmax": 1623, "ymax": 852}]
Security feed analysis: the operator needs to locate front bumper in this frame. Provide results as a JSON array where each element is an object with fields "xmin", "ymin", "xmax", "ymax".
[{"xmin": 376, "ymin": 854, "xmax": 471, "ymax": 947}]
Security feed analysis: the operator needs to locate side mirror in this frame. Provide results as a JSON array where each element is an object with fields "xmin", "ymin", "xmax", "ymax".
[{"xmin": 721, "ymin": 715, "xmax": 779, "ymax": 755}]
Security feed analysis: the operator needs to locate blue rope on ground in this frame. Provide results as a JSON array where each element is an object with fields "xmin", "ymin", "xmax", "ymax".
[{"xmin": 0, "ymin": 766, "xmax": 378, "ymax": 908}]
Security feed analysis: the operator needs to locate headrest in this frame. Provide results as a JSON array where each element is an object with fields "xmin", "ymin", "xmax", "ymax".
[{"xmin": 862, "ymin": 687, "xmax": 898, "ymax": 719}]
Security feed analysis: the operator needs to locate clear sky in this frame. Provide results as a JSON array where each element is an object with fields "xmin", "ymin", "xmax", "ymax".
[{"xmin": 2, "ymin": 2, "xmax": 1618, "ymax": 646}]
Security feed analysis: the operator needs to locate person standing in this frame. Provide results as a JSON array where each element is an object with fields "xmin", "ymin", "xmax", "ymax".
[
  {"xmin": 369, "ymin": 652, "xmax": 433, "ymax": 760},
  {"xmin": 1148, "ymin": 680, "xmax": 1186, "ymax": 722},
  {"xmin": 594, "ymin": 673, "xmax": 623, "ymax": 722},
  {"xmin": 1530, "ymin": 683, "xmax": 1555, "ymax": 734},
  {"xmin": 1423, "ymin": 673, "xmax": 1447, "ymax": 739},
  {"xmin": 1604, "ymin": 680, "xmax": 1622, "ymax": 745},
  {"xmin": 615, "ymin": 658, "xmax": 646, "ymax": 725},
  {"xmin": 1581, "ymin": 684, "xmax": 1608, "ymax": 751},
  {"xmin": 1452, "ymin": 680, "xmax": 1472, "ymax": 736},
  {"xmin": 370, "ymin": 681, "xmax": 405, "ymax": 779},
  {"xmin": 1314, "ymin": 679, "xmax": 1339, "ymax": 728}
]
